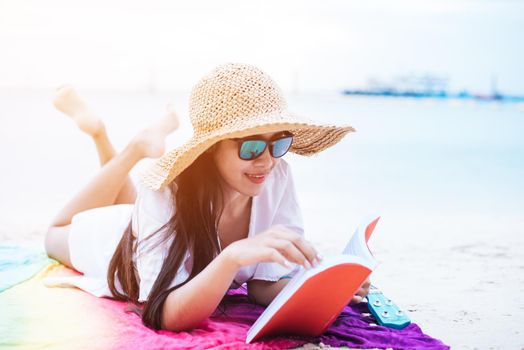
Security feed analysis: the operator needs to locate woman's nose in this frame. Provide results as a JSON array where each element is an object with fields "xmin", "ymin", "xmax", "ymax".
[{"xmin": 254, "ymin": 146, "xmax": 273, "ymax": 167}]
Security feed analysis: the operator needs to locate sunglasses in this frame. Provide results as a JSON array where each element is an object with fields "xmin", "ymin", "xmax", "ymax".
[{"xmin": 232, "ymin": 132, "xmax": 294, "ymax": 160}]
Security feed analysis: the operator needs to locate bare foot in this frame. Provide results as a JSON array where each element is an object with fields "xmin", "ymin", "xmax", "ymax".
[
  {"xmin": 53, "ymin": 85, "xmax": 105, "ymax": 137},
  {"xmin": 133, "ymin": 103, "xmax": 180, "ymax": 158}
]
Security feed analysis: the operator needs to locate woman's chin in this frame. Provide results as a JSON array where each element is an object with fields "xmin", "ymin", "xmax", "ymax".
[
  {"xmin": 239, "ymin": 182, "xmax": 266, "ymax": 197},
  {"xmin": 239, "ymin": 187, "xmax": 262, "ymax": 197},
  {"xmin": 221, "ymin": 176, "xmax": 266, "ymax": 198}
]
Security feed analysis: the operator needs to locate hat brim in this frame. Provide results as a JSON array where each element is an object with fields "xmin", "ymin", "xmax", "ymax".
[{"xmin": 139, "ymin": 110, "xmax": 355, "ymax": 190}]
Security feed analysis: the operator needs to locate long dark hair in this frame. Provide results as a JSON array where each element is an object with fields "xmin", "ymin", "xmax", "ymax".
[{"xmin": 107, "ymin": 150, "xmax": 225, "ymax": 330}]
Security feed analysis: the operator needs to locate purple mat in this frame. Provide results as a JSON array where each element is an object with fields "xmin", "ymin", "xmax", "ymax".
[{"xmin": 212, "ymin": 287, "xmax": 450, "ymax": 350}]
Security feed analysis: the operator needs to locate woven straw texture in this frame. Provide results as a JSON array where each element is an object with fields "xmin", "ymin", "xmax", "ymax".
[{"xmin": 140, "ymin": 63, "xmax": 355, "ymax": 190}]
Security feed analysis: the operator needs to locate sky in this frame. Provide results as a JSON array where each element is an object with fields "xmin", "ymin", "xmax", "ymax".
[{"xmin": 0, "ymin": 0, "xmax": 523, "ymax": 94}]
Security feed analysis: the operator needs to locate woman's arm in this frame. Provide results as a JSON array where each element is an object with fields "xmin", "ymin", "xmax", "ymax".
[
  {"xmin": 247, "ymin": 278, "xmax": 291, "ymax": 306},
  {"xmin": 161, "ymin": 252, "xmax": 238, "ymax": 332},
  {"xmin": 248, "ymin": 276, "xmax": 372, "ymax": 307},
  {"xmin": 162, "ymin": 225, "xmax": 318, "ymax": 332}
]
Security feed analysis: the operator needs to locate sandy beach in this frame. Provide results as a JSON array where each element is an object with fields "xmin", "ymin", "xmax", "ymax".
[{"xmin": 1, "ymin": 90, "xmax": 523, "ymax": 349}]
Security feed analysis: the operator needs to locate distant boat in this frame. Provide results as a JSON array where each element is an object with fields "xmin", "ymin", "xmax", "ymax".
[{"xmin": 342, "ymin": 74, "xmax": 524, "ymax": 103}]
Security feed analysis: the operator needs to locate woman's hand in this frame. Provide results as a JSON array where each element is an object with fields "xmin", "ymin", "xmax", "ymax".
[
  {"xmin": 350, "ymin": 277, "xmax": 371, "ymax": 304},
  {"xmin": 221, "ymin": 225, "xmax": 320, "ymax": 270}
]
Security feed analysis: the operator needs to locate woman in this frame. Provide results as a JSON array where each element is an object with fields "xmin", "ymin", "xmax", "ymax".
[{"xmin": 44, "ymin": 63, "xmax": 368, "ymax": 332}]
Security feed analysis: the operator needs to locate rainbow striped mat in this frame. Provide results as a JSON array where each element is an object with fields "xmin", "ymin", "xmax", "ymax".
[{"xmin": 0, "ymin": 245, "xmax": 448, "ymax": 349}]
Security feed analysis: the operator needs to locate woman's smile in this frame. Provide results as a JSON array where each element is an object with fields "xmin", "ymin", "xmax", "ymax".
[{"xmin": 245, "ymin": 172, "xmax": 267, "ymax": 184}]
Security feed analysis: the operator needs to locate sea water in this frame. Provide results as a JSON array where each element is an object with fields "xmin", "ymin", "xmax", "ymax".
[
  {"xmin": 285, "ymin": 94, "xmax": 524, "ymax": 251},
  {"xmin": 0, "ymin": 90, "xmax": 522, "ymax": 247}
]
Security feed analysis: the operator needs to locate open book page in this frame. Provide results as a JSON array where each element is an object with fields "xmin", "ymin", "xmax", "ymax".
[
  {"xmin": 270, "ymin": 254, "xmax": 378, "ymax": 305},
  {"xmin": 342, "ymin": 215, "xmax": 380, "ymax": 265},
  {"xmin": 246, "ymin": 255, "xmax": 375, "ymax": 343},
  {"xmin": 272, "ymin": 215, "xmax": 380, "ymax": 307},
  {"xmin": 246, "ymin": 215, "xmax": 381, "ymax": 343}
]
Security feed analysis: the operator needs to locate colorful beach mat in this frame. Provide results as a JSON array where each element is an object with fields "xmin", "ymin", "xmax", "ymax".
[{"xmin": 0, "ymin": 245, "xmax": 449, "ymax": 349}]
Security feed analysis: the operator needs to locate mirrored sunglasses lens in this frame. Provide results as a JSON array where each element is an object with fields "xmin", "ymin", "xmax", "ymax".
[
  {"xmin": 240, "ymin": 140, "xmax": 266, "ymax": 160},
  {"xmin": 271, "ymin": 137, "xmax": 293, "ymax": 158}
]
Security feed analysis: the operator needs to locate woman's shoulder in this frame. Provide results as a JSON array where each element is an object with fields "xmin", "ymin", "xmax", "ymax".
[
  {"xmin": 135, "ymin": 180, "xmax": 174, "ymax": 215},
  {"xmin": 133, "ymin": 166, "xmax": 176, "ymax": 239}
]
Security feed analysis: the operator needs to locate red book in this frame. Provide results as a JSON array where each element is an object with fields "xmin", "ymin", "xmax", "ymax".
[{"xmin": 246, "ymin": 216, "xmax": 381, "ymax": 343}]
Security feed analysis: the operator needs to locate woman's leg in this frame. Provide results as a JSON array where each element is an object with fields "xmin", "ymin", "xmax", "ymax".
[
  {"xmin": 52, "ymin": 86, "xmax": 136, "ymax": 204},
  {"xmin": 49, "ymin": 140, "xmax": 145, "ymax": 228},
  {"xmin": 45, "ymin": 86, "xmax": 179, "ymax": 266},
  {"xmin": 93, "ymin": 128, "xmax": 137, "ymax": 204},
  {"xmin": 51, "ymin": 86, "xmax": 179, "ymax": 207},
  {"xmin": 45, "ymin": 226, "xmax": 75, "ymax": 268},
  {"xmin": 45, "ymin": 137, "xmax": 146, "ymax": 268}
]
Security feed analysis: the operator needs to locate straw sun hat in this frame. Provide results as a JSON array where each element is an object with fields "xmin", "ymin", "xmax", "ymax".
[{"xmin": 140, "ymin": 63, "xmax": 355, "ymax": 190}]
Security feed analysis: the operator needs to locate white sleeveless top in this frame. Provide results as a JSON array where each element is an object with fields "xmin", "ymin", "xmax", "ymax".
[{"xmin": 43, "ymin": 159, "xmax": 304, "ymax": 302}]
